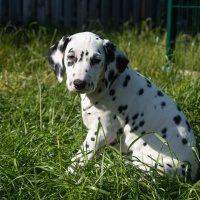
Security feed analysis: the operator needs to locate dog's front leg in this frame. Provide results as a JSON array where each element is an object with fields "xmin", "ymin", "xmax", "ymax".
[{"xmin": 68, "ymin": 128, "xmax": 109, "ymax": 173}]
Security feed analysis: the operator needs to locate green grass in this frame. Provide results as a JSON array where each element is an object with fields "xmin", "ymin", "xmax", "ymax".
[{"xmin": 0, "ymin": 23, "xmax": 200, "ymax": 199}]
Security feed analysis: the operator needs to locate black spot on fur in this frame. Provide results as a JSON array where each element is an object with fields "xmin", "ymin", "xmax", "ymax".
[
  {"xmin": 118, "ymin": 105, "xmax": 128, "ymax": 114},
  {"xmin": 118, "ymin": 106, "xmax": 124, "ymax": 114},
  {"xmin": 162, "ymin": 135, "xmax": 166, "ymax": 138},
  {"xmin": 146, "ymin": 79, "xmax": 152, "ymax": 87},
  {"xmin": 104, "ymin": 42, "xmax": 116, "ymax": 64},
  {"xmin": 54, "ymin": 63, "xmax": 65, "ymax": 78},
  {"xmin": 138, "ymin": 88, "xmax": 144, "ymax": 95},
  {"xmin": 79, "ymin": 51, "xmax": 84, "ymax": 62},
  {"xmin": 46, "ymin": 41, "xmax": 59, "ymax": 66},
  {"xmin": 91, "ymin": 137, "xmax": 95, "ymax": 141},
  {"xmin": 62, "ymin": 35, "xmax": 70, "ymax": 50},
  {"xmin": 98, "ymin": 88, "xmax": 102, "ymax": 93},
  {"xmin": 132, "ymin": 113, "xmax": 139, "ymax": 121},
  {"xmin": 143, "ymin": 142, "xmax": 147, "ymax": 146},
  {"xmin": 125, "ymin": 116, "xmax": 129, "ymax": 124},
  {"xmin": 177, "ymin": 105, "xmax": 181, "ymax": 112},
  {"xmin": 127, "ymin": 150, "xmax": 133, "ymax": 155},
  {"xmin": 90, "ymin": 54, "xmax": 101, "ymax": 65},
  {"xmin": 113, "ymin": 115, "xmax": 117, "ymax": 120},
  {"xmin": 181, "ymin": 164, "xmax": 185, "ymax": 169},
  {"xmin": 139, "ymin": 121, "xmax": 145, "ymax": 127},
  {"xmin": 157, "ymin": 91, "xmax": 164, "ymax": 96},
  {"xmin": 133, "ymin": 126, "xmax": 138, "ymax": 131},
  {"xmin": 173, "ymin": 115, "xmax": 182, "ymax": 125},
  {"xmin": 108, "ymin": 70, "xmax": 115, "ymax": 82},
  {"xmin": 112, "ymin": 97, "xmax": 116, "ymax": 101},
  {"xmin": 85, "ymin": 50, "xmax": 89, "ymax": 56},
  {"xmin": 109, "ymin": 89, "xmax": 115, "ymax": 96},
  {"xmin": 116, "ymin": 55, "xmax": 129, "ymax": 73},
  {"xmin": 186, "ymin": 120, "xmax": 191, "ymax": 132},
  {"xmin": 161, "ymin": 102, "xmax": 166, "ymax": 108},
  {"xmin": 52, "ymin": 42, "xmax": 59, "ymax": 51},
  {"xmin": 85, "ymin": 143, "xmax": 89, "ymax": 148},
  {"xmin": 81, "ymin": 51, "xmax": 84, "ymax": 56},
  {"xmin": 117, "ymin": 128, "xmax": 123, "ymax": 135},
  {"xmin": 105, "ymin": 79, "xmax": 108, "ymax": 87},
  {"xmin": 182, "ymin": 138, "xmax": 188, "ymax": 145},
  {"xmin": 167, "ymin": 164, "xmax": 172, "ymax": 168},
  {"xmin": 123, "ymin": 75, "xmax": 131, "ymax": 87},
  {"xmin": 110, "ymin": 139, "xmax": 118, "ymax": 146},
  {"xmin": 161, "ymin": 128, "xmax": 167, "ymax": 134},
  {"xmin": 58, "ymin": 44, "xmax": 63, "ymax": 52}
]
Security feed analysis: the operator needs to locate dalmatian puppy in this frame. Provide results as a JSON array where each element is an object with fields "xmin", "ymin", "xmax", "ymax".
[{"xmin": 46, "ymin": 32, "xmax": 199, "ymax": 181}]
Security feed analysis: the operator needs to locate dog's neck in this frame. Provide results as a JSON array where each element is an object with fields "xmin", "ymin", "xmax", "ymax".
[{"xmin": 80, "ymin": 77, "xmax": 109, "ymax": 111}]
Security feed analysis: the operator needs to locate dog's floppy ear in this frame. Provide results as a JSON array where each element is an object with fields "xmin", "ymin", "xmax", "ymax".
[
  {"xmin": 103, "ymin": 39, "xmax": 129, "ymax": 88},
  {"xmin": 46, "ymin": 35, "xmax": 70, "ymax": 82}
]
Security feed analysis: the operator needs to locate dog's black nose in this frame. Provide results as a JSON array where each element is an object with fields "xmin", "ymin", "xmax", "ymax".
[{"xmin": 73, "ymin": 79, "xmax": 87, "ymax": 90}]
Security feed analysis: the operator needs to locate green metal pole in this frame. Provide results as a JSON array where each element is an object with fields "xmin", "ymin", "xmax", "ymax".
[{"xmin": 166, "ymin": 0, "xmax": 173, "ymax": 63}]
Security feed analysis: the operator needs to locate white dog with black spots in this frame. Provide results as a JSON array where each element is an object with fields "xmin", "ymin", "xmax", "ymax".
[{"xmin": 46, "ymin": 32, "xmax": 199, "ymax": 181}]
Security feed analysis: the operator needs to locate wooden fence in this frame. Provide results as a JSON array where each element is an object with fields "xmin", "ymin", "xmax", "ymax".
[{"xmin": 0, "ymin": 0, "xmax": 167, "ymax": 28}]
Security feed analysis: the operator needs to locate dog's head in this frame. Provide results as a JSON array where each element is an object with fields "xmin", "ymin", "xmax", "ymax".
[{"xmin": 46, "ymin": 32, "xmax": 129, "ymax": 94}]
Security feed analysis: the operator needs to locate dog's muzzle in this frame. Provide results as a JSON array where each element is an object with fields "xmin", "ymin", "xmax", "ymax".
[{"xmin": 73, "ymin": 79, "xmax": 87, "ymax": 90}]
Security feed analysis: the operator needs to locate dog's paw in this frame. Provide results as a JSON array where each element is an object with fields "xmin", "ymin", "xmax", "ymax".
[{"xmin": 67, "ymin": 165, "xmax": 75, "ymax": 174}]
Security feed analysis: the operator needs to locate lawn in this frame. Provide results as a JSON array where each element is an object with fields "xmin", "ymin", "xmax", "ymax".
[{"xmin": 0, "ymin": 23, "xmax": 200, "ymax": 199}]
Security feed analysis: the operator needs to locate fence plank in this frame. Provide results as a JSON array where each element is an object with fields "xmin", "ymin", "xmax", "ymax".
[
  {"xmin": 123, "ymin": 0, "xmax": 131, "ymax": 22},
  {"xmin": 133, "ymin": 0, "xmax": 141, "ymax": 24},
  {"xmin": 15, "ymin": 0, "xmax": 22, "ymax": 24},
  {"xmin": 64, "ymin": 0, "xmax": 73, "ymax": 27},
  {"xmin": 89, "ymin": 0, "xmax": 98, "ymax": 19},
  {"xmin": 112, "ymin": 0, "xmax": 120, "ymax": 27},
  {"xmin": 101, "ymin": 0, "xmax": 110, "ymax": 25},
  {"xmin": 36, "ymin": 0, "xmax": 47, "ymax": 24},
  {"xmin": 8, "ymin": 0, "xmax": 17, "ymax": 23},
  {"xmin": 51, "ymin": 0, "xmax": 62, "ymax": 24},
  {"xmin": 23, "ymin": 0, "xmax": 36, "ymax": 23},
  {"xmin": 77, "ymin": 0, "xmax": 87, "ymax": 28}
]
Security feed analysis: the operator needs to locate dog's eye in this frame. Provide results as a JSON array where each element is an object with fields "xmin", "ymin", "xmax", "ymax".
[
  {"xmin": 67, "ymin": 54, "xmax": 75, "ymax": 60},
  {"xmin": 90, "ymin": 58, "xmax": 101, "ymax": 66}
]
